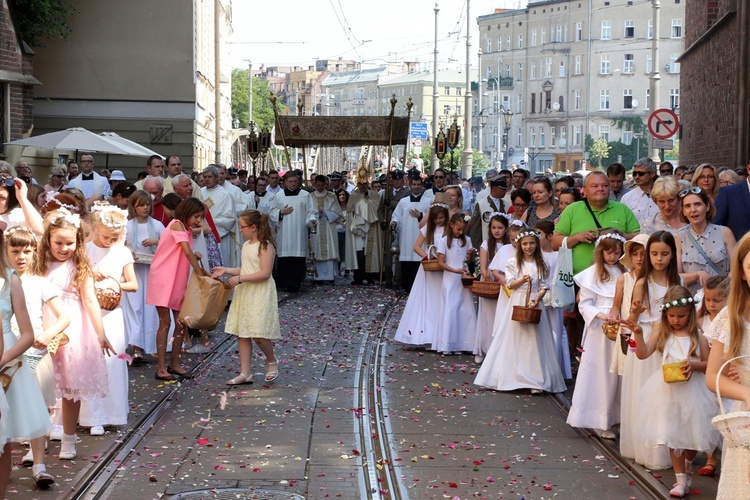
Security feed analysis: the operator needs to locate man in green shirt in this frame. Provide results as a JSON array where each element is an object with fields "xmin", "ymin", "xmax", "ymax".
[{"xmin": 552, "ymin": 171, "xmax": 640, "ymax": 274}]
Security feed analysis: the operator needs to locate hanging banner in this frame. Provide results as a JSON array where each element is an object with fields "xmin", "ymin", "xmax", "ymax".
[{"xmin": 274, "ymin": 116, "xmax": 410, "ymax": 147}]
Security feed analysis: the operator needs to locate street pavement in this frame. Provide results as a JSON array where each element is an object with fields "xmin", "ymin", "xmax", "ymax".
[{"xmin": 5, "ymin": 282, "xmax": 720, "ymax": 499}]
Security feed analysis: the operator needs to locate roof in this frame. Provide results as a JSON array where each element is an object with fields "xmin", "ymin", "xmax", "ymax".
[
  {"xmin": 379, "ymin": 69, "xmax": 466, "ymax": 86},
  {"xmin": 322, "ymin": 67, "xmax": 391, "ymax": 87}
]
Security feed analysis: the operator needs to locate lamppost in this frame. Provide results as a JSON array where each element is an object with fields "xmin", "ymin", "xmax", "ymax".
[
  {"xmin": 233, "ymin": 118, "xmax": 240, "ymax": 168},
  {"xmin": 435, "ymin": 123, "xmax": 447, "ymax": 167},
  {"xmin": 501, "ymin": 109, "xmax": 514, "ymax": 168},
  {"xmin": 247, "ymin": 121, "xmax": 260, "ymax": 177},
  {"xmin": 447, "ymin": 116, "xmax": 461, "ymax": 174},
  {"xmin": 478, "ymin": 110, "xmax": 488, "ymax": 156}
]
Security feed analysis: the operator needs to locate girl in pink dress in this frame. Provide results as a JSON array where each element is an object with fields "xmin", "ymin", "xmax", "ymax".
[
  {"xmin": 146, "ymin": 198, "xmax": 209, "ymax": 381},
  {"xmin": 35, "ymin": 208, "xmax": 116, "ymax": 461}
]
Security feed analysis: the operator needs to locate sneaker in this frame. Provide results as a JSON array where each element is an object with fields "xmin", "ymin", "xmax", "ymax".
[
  {"xmin": 597, "ymin": 429, "xmax": 617, "ymax": 440},
  {"xmin": 21, "ymin": 448, "xmax": 33, "ymax": 465},
  {"xmin": 49, "ymin": 425, "xmax": 63, "ymax": 442},
  {"xmin": 186, "ymin": 343, "xmax": 212, "ymax": 354},
  {"xmin": 31, "ymin": 465, "xmax": 54, "ymax": 488},
  {"xmin": 530, "ymin": 389, "xmax": 543, "ymax": 395},
  {"xmin": 669, "ymin": 474, "xmax": 689, "ymax": 498},
  {"xmin": 474, "ymin": 355, "xmax": 484, "ymax": 364},
  {"xmin": 90, "ymin": 425, "xmax": 105, "ymax": 436}
]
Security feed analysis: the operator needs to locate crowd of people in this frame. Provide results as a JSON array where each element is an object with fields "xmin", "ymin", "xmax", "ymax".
[{"xmin": 0, "ymin": 153, "xmax": 749, "ymax": 498}]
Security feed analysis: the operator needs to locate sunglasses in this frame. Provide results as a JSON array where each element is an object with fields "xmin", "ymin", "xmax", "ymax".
[
  {"xmin": 632, "ymin": 170, "xmax": 650, "ymax": 177},
  {"xmin": 434, "ymin": 175, "xmax": 446, "ymax": 179},
  {"xmin": 659, "ymin": 169, "xmax": 673, "ymax": 174},
  {"xmin": 679, "ymin": 187, "xmax": 702, "ymax": 198}
]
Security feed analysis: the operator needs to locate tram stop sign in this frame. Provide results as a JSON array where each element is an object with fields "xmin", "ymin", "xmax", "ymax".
[{"xmin": 648, "ymin": 108, "xmax": 679, "ymax": 140}]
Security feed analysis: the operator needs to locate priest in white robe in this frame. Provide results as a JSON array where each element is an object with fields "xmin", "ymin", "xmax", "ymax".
[
  {"xmin": 201, "ymin": 165, "xmax": 238, "ymax": 268},
  {"xmin": 345, "ymin": 180, "xmax": 383, "ymax": 285},
  {"xmin": 310, "ymin": 175, "xmax": 343, "ymax": 282},
  {"xmin": 269, "ymin": 171, "xmax": 317, "ymax": 291},
  {"xmin": 391, "ymin": 174, "xmax": 430, "ymax": 293},
  {"xmin": 217, "ymin": 164, "xmax": 246, "ymax": 266}
]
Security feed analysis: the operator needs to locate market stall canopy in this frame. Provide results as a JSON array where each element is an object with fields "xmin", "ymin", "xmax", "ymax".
[
  {"xmin": 5, "ymin": 127, "xmax": 134, "ymax": 155},
  {"xmin": 99, "ymin": 132, "xmax": 163, "ymax": 158}
]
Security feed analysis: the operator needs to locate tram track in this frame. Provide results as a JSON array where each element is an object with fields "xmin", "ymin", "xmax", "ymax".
[
  {"xmin": 65, "ymin": 284, "xmax": 315, "ymax": 500},
  {"xmin": 543, "ymin": 391, "xmax": 669, "ymax": 499},
  {"xmin": 353, "ymin": 293, "xmax": 405, "ymax": 500}
]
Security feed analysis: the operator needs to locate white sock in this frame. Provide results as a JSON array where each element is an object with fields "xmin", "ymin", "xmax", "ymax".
[{"xmin": 62, "ymin": 433, "xmax": 76, "ymax": 444}]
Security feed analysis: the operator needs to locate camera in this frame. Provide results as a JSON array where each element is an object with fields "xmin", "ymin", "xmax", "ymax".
[{"xmin": 2, "ymin": 177, "xmax": 14, "ymax": 188}]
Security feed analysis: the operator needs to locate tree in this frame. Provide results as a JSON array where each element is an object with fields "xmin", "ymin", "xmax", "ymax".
[
  {"xmin": 589, "ymin": 137, "xmax": 612, "ymax": 168},
  {"xmin": 231, "ymin": 68, "xmax": 277, "ymax": 131},
  {"xmin": 9, "ymin": 0, "xmax": 76, "ymax": 47}
]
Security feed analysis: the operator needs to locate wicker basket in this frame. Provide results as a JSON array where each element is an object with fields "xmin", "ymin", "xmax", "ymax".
[
  {"xmin": 472, "ymin": 280, "xmax": 501, "ymax": 299},
  {"xmin": 511, "ymin": 283, "xmax": 541, "ymax": 324},
  {"xmin": 602, "ymin": 322, "xmax": 620, "ymax": 341},
  {"xmin": 96, "ymin": 276, "xmax": 122, "ymax": 311},
  {"xmin": 712, "ymin": 355, "xmax": 750, "ymax": 449},
  {"xmin": 24, "ymin": 354, "xmax": 43, "ymax": 372},
  {"xmin": 421, "ymin": 245, "xmax": 441, "ymax": 272},
  {"xmin": 662, "ymin": 360, "xmax": 689, "ymax": 383},
  {"xmin": 461, "ymin": 275, "xmax": 477, "ymax": 288},
  {"xmin": 46, "ymin": 333, "xmax": 69, "ymax": 356}
]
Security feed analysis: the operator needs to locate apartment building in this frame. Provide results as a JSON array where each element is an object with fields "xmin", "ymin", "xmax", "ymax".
[{"xmin": 477, "ymin": 0, "xmax": 684, "ymax": 173}]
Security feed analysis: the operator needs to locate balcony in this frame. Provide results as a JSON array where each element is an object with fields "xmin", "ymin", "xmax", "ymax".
[{"xmin": 499, "ymin": 77, "xmax": 514, "ymax": 88}]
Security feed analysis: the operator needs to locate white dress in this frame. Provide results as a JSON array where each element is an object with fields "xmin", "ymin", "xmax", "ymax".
[
  {"xmin": 432, "ymin": 235, "xmax": 476, "ymax": 354},
  {"xmin": 567, "ymin": 265, "xmax": 622, "ymax": 430},
  {"xmin": 122, "ymin": 218, "xmax": 165, "ymax": 353},
  {"xmin": 619, "ymin": 279, "xmax": 673, "ymax": 469},
  {"xmin": 704, "ymin": 308, "xmax": 750, "ymax": 499},
  {"xmin": 473, "ymin": 241, "xmax": 502, "ymax": 358},
  {"xmin": 474, "ymin": 258, "xmax": 565, "ymax": 393},
  {"xmin": 639, "ymin": 335, "xmax": 720, "ymax": 455},
  {"xmin": 79, "ymin": 242, "xmax": 133, "ymax": 427},
  {"xmin": 543, "ymin": 250, "xmax": 572, "ymax": 379},
  {"xmin": 485, "ymin": 244, "xmax": 516, "ymax": 349},
  {"xmin": 394, "ymin": 225, "xmax": 445, "ymax": 346}
]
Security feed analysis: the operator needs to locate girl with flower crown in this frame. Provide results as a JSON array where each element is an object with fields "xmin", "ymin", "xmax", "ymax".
[
  {"xmin": 433, "ymin": 212, "xmax": 476, "ymax": 354},
  {"xmin": 79, "ymin": 203, "xmax": 137, "ymax": 435},
  {"xmin": 474, "ymin": 229, "xmax": 565, "ymax": 394},
  {"xmin": 567, "ymin": 230, "xmax": 626, "ymax": 439},
  {"xmin": 621, "ymin": 286, "xmax": 720, "ymax": 498},
  {"xmin": 34, "ymin": 208, "xmax": 116, "ymax": 461}
]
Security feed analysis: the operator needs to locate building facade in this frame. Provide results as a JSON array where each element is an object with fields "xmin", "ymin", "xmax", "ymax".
[
  {"xmin": 27, "ymin": 0, "xmax": 233, "ymax": 175},
  {"xmin": 477, "ymin": 0, "xmax": 684, "ymax": 173}
]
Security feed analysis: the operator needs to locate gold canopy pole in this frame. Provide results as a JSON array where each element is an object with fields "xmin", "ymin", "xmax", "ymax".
[
  {"xmin": 270, "ymin": 93, "xmax": 293, "ymax": 170},
  {"xmin": 298, "ymin": 97, "xmax": 308, "ymax": 186},
  {"xmin": 379, "ymin": 95, "xmax": 399, "ymax": 285}
]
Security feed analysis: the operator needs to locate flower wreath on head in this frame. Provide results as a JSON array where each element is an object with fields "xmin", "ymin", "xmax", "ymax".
[
  {"xmin": 660, "ymin": 296, "xmax": 696, "ymax": 312},
  {"xmin": 487, "ymin": 211, "xmax": 508, "ymax": 222},
  {"xmin": 90, "ymin": 203, "xmax": 128, "ymax": 229},
  {"xmin": 4, "ymin": 225, "xmax": 37, "ymax": 242},
  {"xmin": 509, "ymin": 219, "xmax": 526, "ymax": 228},
  {"xmin": 514, "ymin": 230, "xmax": 540, "ymax": 244},
  {"xmin": 430, "ymin": 202, "xmax": 449, "ymax": 210},
  {"xmin": 50, "ymin": 207, "xmax": 81, "ymax": 229},
  {"xmin": 44, "ymin": 191, "xmax": 77, "ymax": 213},
  {"xmin": 595, "ymin": 233, "xmax": 627, "ymax": 247},
  {"xmin": 462, "ymin": 214, "xmax": 471, "ymax": 223}
]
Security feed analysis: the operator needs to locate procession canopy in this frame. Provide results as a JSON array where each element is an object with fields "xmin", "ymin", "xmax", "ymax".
[{"xmin": 274, "ymin": 116, "xmax": 410, "ymax": 147}]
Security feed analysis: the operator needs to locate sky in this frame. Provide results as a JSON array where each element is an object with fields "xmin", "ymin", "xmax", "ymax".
[{"xmin": 230, "ymin": 0, "xmax": 525, "ymax": 71}]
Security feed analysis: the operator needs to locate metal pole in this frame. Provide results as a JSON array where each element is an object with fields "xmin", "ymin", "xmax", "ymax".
[
  {"xmin": 477, "ymin": 51, "xmax": 483, "ymax": 155},
  {"xmin": 649, "ymin": 0, "xmax": 662, "ymax": 161},
  {"xmin": 248, "ymin": 60, "xmax": 253, "ymax": 125},
  {"xmin": 213, "ymin": 0, "xmax": 221, "ymax": 163},
  {"xmin": 431, "ymin": 4, "xmax": 440, "ymax": 173},
  {"xmin": 461, "ymin": 0, "xmax": 473, "ymax": 179}
]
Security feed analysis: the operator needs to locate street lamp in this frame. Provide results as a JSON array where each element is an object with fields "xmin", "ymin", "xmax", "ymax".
[
  {"xmin": 478, "ymin": 110, "xmax": 488, "ymax": 155},
  {"xmin": 447, "ymin": 116, "xmax": 461, "ymax": 174},
  {"xmin": 501, "ymin": 109, "xmax": 513, "ymax": 168}
]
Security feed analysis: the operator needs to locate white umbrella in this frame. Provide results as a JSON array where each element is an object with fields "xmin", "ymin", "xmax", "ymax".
[
  {"xmin": 99, "ymin": 132, "xmax": 163, "ymax": 158},
  {"xmin": 4, "ymin": 127, "xmax": 133, "ymax": 155}
]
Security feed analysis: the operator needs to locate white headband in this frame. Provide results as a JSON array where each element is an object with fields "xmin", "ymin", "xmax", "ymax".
[
  {"xmin": 661, "ymin": 296, "xmax": 695, "ymax": 312},
  {"xmin": 430, "ymin": 202, "xmax": 449, "ymax": 209},
  {"xmin": 44, "ymin": 191, "xmax": 77, "ymax": 213},
  {"xmin": 514, "ymin": 230, "xmax": 540, "ymax": 243},
  {"xmin": 91, "ymin": 203, "xmax": 128, "ymax": 229},
  {"xmin": 51, "ymin": 207, "xmax": 81, "ymax": 229},
  {"xmin": 595, "ymin": 233, "xmax": 627, "ymax": 247},
  {"xmin": 509, "ymin": 219, "xmax": 526, "ymax": 228}
]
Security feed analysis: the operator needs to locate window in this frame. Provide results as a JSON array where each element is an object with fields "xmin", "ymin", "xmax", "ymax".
[
  {"xmin": 444, "ymin": 86, "xmax": 450, "ymax": 95},
  {"xmin": 574, "ymin": 125, "xmax": 582, "ymax": 146},
  {"xmin": 531, "ymin": 93, "xmax": 536, "ymax": 113},
  {"xmin": 648, "ymin": 19, "xmax": 653, "ymax": 39},
  {"xmin": 601, "ymin": 54, "xmax": 611, "ymax": 74},
  {"xmin": 456, "ymin": 87, "xmax": 462, "ymax": 96},
  {"xmin": 601, "ymin": 21, "xmax": 611, "ymax": 40},
  {"xmin": 531, "ymin": 127, "xmax": 536, "ymax": 147},
  {"xmin": 532, "ymin": 29, "xmax": 537, "ymax": 47},
  {"xmin": 672, "ymin": 19, "xmax": 682, "ymax": 38},
  {"xmin": 486, "ymin": 37, "xmax": 492, "ymax": 52},
  {"xmin": 517, "ymin": 62, "xmax": 523, "ymax": 81},
  {"xmin": 574, "ymin": 55, "xmax": 582, "ymax": 75},
  {"xmin": 517, "ymin": 127, "xmax": 522, "ymax": 147},
  {"xmin": 518, "ymin": 34, "xmax": 523, "ymax": 49},
  {"xmin": 646, "ymin": 89, "xmax": 651, "ymax": 109},
  {"xmin": 574, "ymin": 89, "xmax": 581, "ymax": 110},
  {"xmin": 505, "ymin": 64, "xmax": 511, "ymax": 78},
  {"xmin": 541, "ymin": 28, "xmax": 546, "ymax": 45},
  {"xmin": 559, "ymin": 60, "xmax": 565, "ymax": 77},
  {"xmin": 576, "ymin": 22, "xmax": 583, "ymax": 41},
  {"xmin": 623, "ymin": 89, "xmax": 633, "ymax": 109},
  {"xmin": 540, "ymin": 127, "xmax": 546, "ymax": 147},
  {"xmin": 455, "ymin": 105, "xmax": 462, "ymax": 116},
  {"xmin": 551, "ymin": 127, "xmax": 556, "ymax": 146},
  {"xmin": 646, "ymin": 54, "xmax": 652, "ymax": 74},
  {"xmin": 670, "ymin": 88, "xmax": 680, "ymax": 109},
  {"xmin": 622, "ymin": 123, "xmax": 633, "ymax": 145},
  {"xmin": 670, "ymin": 53, "xmax": 680, "ymax": 73},
  {"xmin": 556, "ymin": 25, "xmax": 563, "ymax": 43},
  {"xmin": 624, "ymin": 20, "xmax": 635, "ymax": 38},
  {"xmin": 443, "ymin": 105, "xmax": 451, "ymax": 115},
  {"xmin": 600, "ymin": 90, "xmax": 610, "ymax": 110},
  {"xmin": 517, "ymin": 94, "xmax": 523, "ymax": 113},
  {"xmin": 545, "ymin": 57, "xmax": 553, "ymax": 77},
  {"xmin": 531, "ymin": 60, "xmax": 537, "ymax": 79},
  {"xmin": 560, "ymin": 126, "xmax": 567, "ymax": 145},
  {"xmin": 624, "ymin": 54, "xmax": 634, "ymax": 74},
  {"xmin": 599, "ymin": 125, "xmax": 610, "ymax": 142},
  {"xmin": 558, "ymin": 95, "xmax": 565, "ymax": 111},
  {"xmin": 497, "ymin": 36, "xmax": 502, "ymax": 52},
  {"xmin": 506, "ymin": 36, "xmax": 510, "ymax": 51}
]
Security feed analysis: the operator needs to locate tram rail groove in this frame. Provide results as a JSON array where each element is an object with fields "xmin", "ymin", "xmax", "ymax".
[
  {"xmin": 354, "ymin": 294, "xmax": 404, "ymax": 500},
  {"xmin": 544, "ymin": 392, "xmax": 668, "ymax": 500},
  {"xmin": 66, "ymin": 284, "xmax": 314, "ymax": 500}
]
